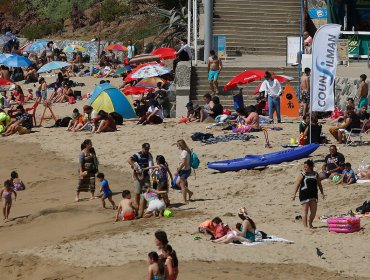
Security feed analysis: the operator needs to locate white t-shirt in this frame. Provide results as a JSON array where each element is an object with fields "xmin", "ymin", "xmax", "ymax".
[
  {"xmin": 127, "ymin": 45, "xmax": 135, "ymax": 59},
  {"xmin": 148, "ymin": 106, "xmax": 164, "ymax": 120},
  {"xmin": 260, "ymin": 79, "xmax": 282, "ymax": 98},
  {"xmin": 180, "ymin": 150, "xmax": 191, "ymax": 170}
]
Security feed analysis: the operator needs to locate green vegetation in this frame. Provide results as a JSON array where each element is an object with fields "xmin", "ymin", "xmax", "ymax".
[
  {"xmin": 101, "ymin": 0, "xmax": 131, "ymax": 22},
  {"xmin": 22, "ymin": 21, "xmax": 64, "ymax": 40}
]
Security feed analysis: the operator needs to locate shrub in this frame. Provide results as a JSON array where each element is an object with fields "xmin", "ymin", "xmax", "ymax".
[
  {"xmin": 22, "ymin": 21, "xmax": 64, "ymax": 40},
  {"xmin": 101, "ymin": 0, "xmax": 131, "ymax": 22}
]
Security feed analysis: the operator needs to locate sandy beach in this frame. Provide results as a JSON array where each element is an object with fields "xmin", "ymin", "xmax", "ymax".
[{"xmin": 0, "ymin": 75, "xmax": 370, "ymax": 279}]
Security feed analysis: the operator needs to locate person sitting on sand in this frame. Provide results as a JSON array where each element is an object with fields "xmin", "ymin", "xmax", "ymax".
[
  {"xmin": 206, "ymin": 96, "xmax": 223, "ymax": 119},
  {"xmin": 292, "ymin": 160, "xmax": 325, "ymax": 228},
  {"xmin": 115, "ymin": 190, "xmax": 138, "ymax": 221},
  {"xmin": 244, "ymin": 105, "xmax": 260, "ymax": 131},
  {"xmin": 96, "ymin": 173, "xmax": 116, "ymax": 209},
  {"xmin": 137, "ymin": 99, "xmax": 164, "ymax": 125},
  {"xmin": 199, "ymin": 217, "xmax": 228, "ymax": 240},
  {"xmin": 212, "ymin": 207, "xmax": 256, "ymax": 243},
  {"xmin": 186, "ymin": 102, "xmax": 205, "ymax": 122},
  {"xmin": 319, "ymin": 145, "xmax": 345, "ymax": 180},
  {"xmin": 3, "ymin": 105, "xmax": 32, "ymax": 136},
  {"xmin": 67, "ymin": 108, "xmax": 85, "ymax": 132},
  {"xmin": 329, "ymin": 105, "xmax": 361, "ymax": 144},
  {"xmin": 79, "ymin": 105, "xmax": 98, "ymax": 132},
  {"xmin": 337, "ymin": 162, "xmax": 357, "ymax": 185},
  {"xmin": 93, "ymin": 110, "xmax": 116, "ymax": 133},
  {"xmin": 147, "ymin": 251, "xmax": 166, "ymax": 280},
  {"xmin": 10, "ymin": 171, "xmax": 25, "ymax": 191},
  {"xmin": 302, "ymin": 115, "xmax": 325, "ymax": 145},
  {"xmin": 1, "ymin": 180, "xmax": 17, "ymax": 221},
  {"xmin": 357, "ymin": 166, "xmax": 370, "ymax": 179}
]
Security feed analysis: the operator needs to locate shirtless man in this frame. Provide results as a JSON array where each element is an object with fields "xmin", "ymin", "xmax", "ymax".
[
  {"xmin": 300, "ymin": 67, "xmax": 311, "ymax": 116},
  {"xmin": 208, "ymin": 50, "xmax": 222, "ymax": 95},
  {"xmin": 357, "ymin": 74, "xmax": 368, "ymax": 110},
  {"xmin": 115, "ymin": 190, "xmax": 138, "ymax": 221}
]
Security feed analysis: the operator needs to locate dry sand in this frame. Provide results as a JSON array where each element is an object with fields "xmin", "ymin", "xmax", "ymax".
[{"xmin": 0, "ymin": 75, "xmax": 370, "ymax": 279}]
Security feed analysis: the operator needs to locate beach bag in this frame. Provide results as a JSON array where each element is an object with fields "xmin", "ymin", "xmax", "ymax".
[
  {"xmin": 55, "ymin": 117, "xmax": 72, "ymax": 127},
  {"xmin": 190, "ymin": 151, "xmax": 200, "ymax": 169}
]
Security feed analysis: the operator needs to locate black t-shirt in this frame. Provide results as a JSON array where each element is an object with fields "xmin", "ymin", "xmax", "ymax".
[
  {"xmin": 324, "ymin": 152, "xmax": 345, "ymax": 172},
  {"xmin": 308, "ymin": 124, "xmax": 322, "ymax": 144},
  {"xmin": 209, "ymin": 104, "xmax": 223, "ymax": 119},
  {"xmin": 347, "ymin": 113, "xmax": 361, "ymax": 131},
  {"xmin": 358, "ymin": 111, "xmax": 370, "ymax": 121}
]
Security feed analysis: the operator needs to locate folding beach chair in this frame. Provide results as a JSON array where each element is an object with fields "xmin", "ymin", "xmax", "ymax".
[{"xmin": 345, "ymin": 119, "xmax": 368, "ymax": 146}]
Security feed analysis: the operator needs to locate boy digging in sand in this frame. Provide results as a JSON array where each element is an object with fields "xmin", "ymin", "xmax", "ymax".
[
  {"xmin": 96, "ymin": 173, "xmax": 116, "ymax": 209},
  {"xmin": 116, "ymin": 190, "xmax": 138, "ymax": 221}
]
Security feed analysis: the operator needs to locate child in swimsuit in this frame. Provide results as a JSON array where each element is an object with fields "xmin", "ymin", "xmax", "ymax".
[
  {"xmin": 96, "ymin": 173, "xmax": 116, "ymax": 209},
  {"xmin": 115, "ymin": 190, "xmax": 138, "ymax": 221},
  {"xmin": 1, "ymin": 180, "xmax": 17, "ymax": 221},
  {"xmin": 147, "ymin": 251, "xmax": 165, "ymax": 280},
  {"xmin": 10, "ymin": 171, "xmax": 25, "ymax": 191},
  {"xmin": 163, "ymin": 244, "xmax": 179, "ymax": 280},
  {"xmin": 145, "ymin": 155, "xmax": 173, "ymax": 207}
]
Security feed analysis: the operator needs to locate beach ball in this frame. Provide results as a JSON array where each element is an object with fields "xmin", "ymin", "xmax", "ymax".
[
  {"xmin": 163, "ymin": 209, "xmax": 173, "ymax": 218},
  {"xmin": 332, "ymin": 175, "xmax": 341, "ymax": 184}
]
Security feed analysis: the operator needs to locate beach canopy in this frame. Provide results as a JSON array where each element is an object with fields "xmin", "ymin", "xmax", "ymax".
[
  {"xmin": 63, "ymin": 45, "xmax": 85, "ymax": 53},
  {"xmin": 21, "ymin": 40, "xmax": 48, "ymax": 53},
  {"xmin": 150, "ymin": 48, "xmax": 176, "ymax": 60},
  {"xmin": 129, "ymin": 53, "xmax": 160, "ymax": 65},
  {"xmin": 37, "ymin": 61, "xmax": 71, "ymax": 73},
  {"xmin": 89, "ymin": 83, "xmax": 136, "ymax": 119},
  {"xmin": 131, "ymin": 64, "xmax": 171, "ymax": 79},
  {"xmin": 105, "ymin": 44, "xmax": 127, "ymax": 52},
  {"xmin": 2, "ymin": 54, "xmax": 33, "ymax": 67},
  {"xmin": 136, "ymin": 77, "xmax": 165, "ymax": 88}
]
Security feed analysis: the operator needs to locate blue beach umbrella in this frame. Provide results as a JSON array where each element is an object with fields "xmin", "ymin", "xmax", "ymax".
[
  {"xmin": 0, "ymin": 53, "xmax": 13, "ymax": 64},
  {"xmin": 24, "ymin": 40, "xmax": 49, "ymax": 53},
  {"xmin": 2, "ymin": 54, "xmax": 33, "ymax": 67},
  {"xmin": 37, "ymin": 61, "xmax": 71, "ymax": 73},
  {"xmin": 89, "ymin": 83, "xmax": 137, "ymax": 119}
]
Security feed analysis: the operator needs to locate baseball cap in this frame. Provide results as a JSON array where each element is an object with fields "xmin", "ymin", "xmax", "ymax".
[{"xmin": 142, "ymin": 143, "xmax": 150, "ymax": 149}]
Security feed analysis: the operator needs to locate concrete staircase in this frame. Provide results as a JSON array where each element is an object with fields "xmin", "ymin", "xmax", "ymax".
[
  {"xmin": 190, "ymin": 66, "xmax": 299, "ymax": 110},
  {"xmin": 213, "ymin": 0, "xmax": 301, "ymax": 56}
]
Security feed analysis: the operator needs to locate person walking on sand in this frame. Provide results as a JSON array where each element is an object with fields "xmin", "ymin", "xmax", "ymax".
[
  {"xmin": 208, "ymin": 50, "xmax": 222, "ymax": 95},
  {"xmin": 1, "ymin": 180, "xmax": 17, "ymax": 222},
  {"xmin": 174, "ymin": 139, "xmax": 193, "ymax": 204},
  {"xmin": 76, "ymin": 139, "xmax": 98, "ymax": 202},
  {"xmin": 292, "ymin": 160, "xmax": 325, "ymax": 228}
]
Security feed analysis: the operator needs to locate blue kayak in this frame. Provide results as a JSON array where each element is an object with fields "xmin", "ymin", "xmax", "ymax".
[{"xmin": 207, "ymin": 144, "xmax": 320, "ymax": 172}]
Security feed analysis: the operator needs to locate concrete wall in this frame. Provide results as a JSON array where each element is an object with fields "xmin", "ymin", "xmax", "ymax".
[
  {"xmin": 174, "ymin": 61, "xmax": 191, "ymax": 117},
  {"xmin": 335, "ymin": 77, "xmax": 370, "ymax": 110}
]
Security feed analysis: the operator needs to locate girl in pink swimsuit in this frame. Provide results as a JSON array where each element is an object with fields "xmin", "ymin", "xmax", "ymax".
[{"xmin": 1, "ymin": 180, "xmax": 17, "ymax": 221}]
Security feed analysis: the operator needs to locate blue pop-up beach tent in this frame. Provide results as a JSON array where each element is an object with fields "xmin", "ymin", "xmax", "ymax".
[{"xmin": 89, "ymin": 83, "xmax": 136, "ymax": 119}]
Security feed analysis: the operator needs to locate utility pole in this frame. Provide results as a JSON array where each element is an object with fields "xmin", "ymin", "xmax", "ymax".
[{"xmin": 204, "ymin": 0, "xmax": 213, "ymax": 64}]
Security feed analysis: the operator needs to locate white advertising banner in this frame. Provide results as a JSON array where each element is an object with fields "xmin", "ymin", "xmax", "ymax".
[{"xmin": 311, "ymin": 24, "xmax": 341, "ymax": 112}]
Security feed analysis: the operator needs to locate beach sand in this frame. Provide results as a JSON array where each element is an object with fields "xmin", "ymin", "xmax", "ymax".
[{"xmin": 0, "ymin": 75, "xmax": 370, "ymax": 279}]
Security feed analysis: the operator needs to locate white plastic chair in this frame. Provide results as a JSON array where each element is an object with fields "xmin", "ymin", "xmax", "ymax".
[{"xmin": 345, "ymin": 119, "xmax": 368, "ymax": 146}]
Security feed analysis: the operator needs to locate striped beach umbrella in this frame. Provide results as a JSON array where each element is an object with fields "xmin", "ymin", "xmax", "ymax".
[{"xmin": 129, "ymin": 54, "xmax": 160, "ymax": 65}]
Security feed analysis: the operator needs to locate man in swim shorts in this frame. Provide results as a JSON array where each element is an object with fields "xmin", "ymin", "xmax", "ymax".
[
  {"xmin": 127, "ymin": 143, "xmax": 154, "ymax": 206},
  {"xmin": 208, "ymin": 50, "xmax": 222, "ymax": 95},
  {"xmin": 357, "ymin": 74, "xmax": 369, "ymax": 109}
]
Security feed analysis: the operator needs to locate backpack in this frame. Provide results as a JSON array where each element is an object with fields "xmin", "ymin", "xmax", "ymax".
[
  {"xmin": 190, "ymin": 151, "xmax": 200, "ymax": 169},
  {"xmin": 356, "ymin": 200, "xmax": 370, "ymax": 214},
  {"xmin": 55, "ymin": 117, "xmax": 72, "ymax": 127}
]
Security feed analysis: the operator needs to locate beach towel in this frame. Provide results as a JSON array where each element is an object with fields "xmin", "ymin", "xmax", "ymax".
[
  {"xmin": 232, "ymin": 235, "xmax": 294, "ymax": 246},
  {"xmin": 201, "ymin": 134, "xmax": 257, "ymax": 145},
  {"xmin": 357, "ymin": 180, "xmax": 370, "ymax": 184}
]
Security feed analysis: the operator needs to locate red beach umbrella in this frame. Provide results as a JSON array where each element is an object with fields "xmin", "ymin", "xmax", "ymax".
[
  {"xmin": 150, "ymin": 48, "xmax": 176, "ymax": 60},
  {"xmin": 122, "ymin": 86, "xmax": 154, "ymax": 95},
  {"xmin": 224, "ymin": 70, "xmax": 267, "ymax": 91}
]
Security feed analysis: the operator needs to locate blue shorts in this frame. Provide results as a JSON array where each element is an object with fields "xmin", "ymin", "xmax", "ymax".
[
  {"xmin": 35, "ymin": 90, "xmax": 41, "ymax": 97},
  {"xmin": 208, "ymin": 70, "xmax": 219, "ymax": 81},
  {"xmin": 178, "ymin": 169, "xmax": 191, "ymax": 180},
  {"xmin": 41, "ymin": 90, "xmax": 47, "ymax": 99}
]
